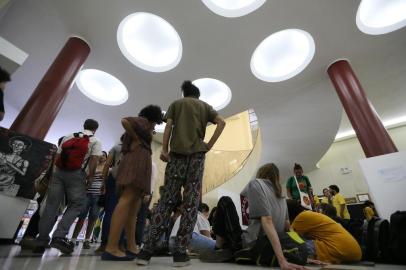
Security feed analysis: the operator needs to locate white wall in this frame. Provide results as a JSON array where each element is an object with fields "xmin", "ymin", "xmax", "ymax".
[
  {"xmin": 306, "ymin": 125, "xmax": 406, "ymax": 198},
  {"xmin": 203, "ymin": 131, "xmax": 262, "ymax": 209}
]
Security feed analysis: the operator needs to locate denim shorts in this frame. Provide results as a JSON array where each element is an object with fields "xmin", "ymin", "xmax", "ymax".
[{"xmin": 79, "ymin": 193, "xmax": 101, "ymax": 220}]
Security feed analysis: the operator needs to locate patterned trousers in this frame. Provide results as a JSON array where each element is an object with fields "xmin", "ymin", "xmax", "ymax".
[{"xmin": 143, "ymin": 152, "xmax": 205, "ymax": 254}]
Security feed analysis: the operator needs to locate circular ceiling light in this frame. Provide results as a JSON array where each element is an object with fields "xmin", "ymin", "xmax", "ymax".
[
  {"xmin": 76, "ymin": 69, "xmax": 128, "ymax": 106},
  {"xmin": 250, "ymin": 29, "xmax": 315, "ymax": 82},
  {"xmin": 155, "ymin": 111, "xmax": 166, "ymax": 133},
  {"xmin": 117, "ymin": 12, "xmax": 182, "ymax": 72},
  {"xmin": 356, "ymin": 0, "xmax": 406, "ymax": 35},
  {"xmin": 201, "ymin": 0, "xmax": 266, "ymax": 17},
  {"xmin": 192, "ymin": 78, "xmax": 232, "ymax": 110}
]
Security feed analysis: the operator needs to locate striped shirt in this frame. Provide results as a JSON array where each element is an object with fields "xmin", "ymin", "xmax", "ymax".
[{"xmin": 87, "ymin": 172, "xmax": 103, "ymax": 195}]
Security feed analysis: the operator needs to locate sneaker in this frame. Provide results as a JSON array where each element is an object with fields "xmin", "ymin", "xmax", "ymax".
[
  {"xmin": 136, "ymin": 250, "xmax": 153, "ymax": 266},
  {"xmin": 83, "ymin": 240, "xmax": 91, "ymax": 249},
  {"xmin": 173, "ymin": 252, "xmax": 191, "ymax": 267},
  {"xmin": 50, "ymin": 237, "xmax": 74, "ymax": 254}
]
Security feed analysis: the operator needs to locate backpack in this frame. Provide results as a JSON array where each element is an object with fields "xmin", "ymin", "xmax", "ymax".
[
  {"xmin": 389, "ymin": 211, "xmax": 406, "ymax": 264},
  {"xmin": 235, "ymin": 231, "xmax": 308, "ymax": 267},
  {"xmin": 365, "ymin": 217, "xmax": 390, "ymax": 262},
  {"xmin": 55, "ymin": 132, "xmax": 92, "ymax": 170}
]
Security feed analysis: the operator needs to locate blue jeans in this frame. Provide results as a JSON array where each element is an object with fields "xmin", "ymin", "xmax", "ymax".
[
  {"xmin": 101, "ymin": 174, "xmax": 120, "ymax": 245},
  {"xmin": 169, "ymin": 232, "xmax": 215, "ymax": 252},
  {"xmin": 136, "ymin": 200, "xmax": 149, "ymax": 246},
  {"xmin": 37, "ymin": 169, "xmax": 87, "ymax": 244},
  {"xmin": 79, "ymin": 193, "xmax": 100, "ymax": 221}
]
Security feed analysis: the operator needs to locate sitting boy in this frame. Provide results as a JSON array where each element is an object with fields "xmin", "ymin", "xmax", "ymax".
[{"xmin": 287, "ymin": 200, "xmax": 362, "ymax": 264}]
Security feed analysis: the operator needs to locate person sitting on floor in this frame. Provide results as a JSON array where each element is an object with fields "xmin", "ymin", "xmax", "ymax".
[
  {"xmin": 207, "ymin": 163, "xmax": 307, "ymax": 270},
  {"xmin": 287, "ymin": 199, "xmax": 362, "ymax": 264},
  {"xmin": 169, "ymin": 203, "xmax": 215, "ymax": 253}
]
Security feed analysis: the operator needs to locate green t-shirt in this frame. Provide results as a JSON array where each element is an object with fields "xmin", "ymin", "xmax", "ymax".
[
  {"xmin": 286, "ymin": 175, "xmax": 311, "ymax": 201},
  {"xmin": 164, "ymin": 97, "xmax": 218, "ymax": 155}
]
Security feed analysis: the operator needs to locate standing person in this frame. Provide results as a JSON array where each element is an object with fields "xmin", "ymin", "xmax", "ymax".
[
  {"xmin": 34, "ymin": 119, "xmax": 102, "ymax": 254},
  {"xmin": 137, "ymin": 80, "xmax": 226, "ymax": 267},
  {"xmin": 286, "ymin": 163, "xmax": 312, "ymax": 202},
  {"xmin": 102, "ymin": 105, "xmax": 163, "ymax": 261},
  {"xmin": 329, "ymin": 185, "xmax": 350, "ymax": 220},
  {"xmin": 135, "ymin": 161, "xmax": 158, "ymax": 248},
  {"xmin": 95, "ymin": 135, "xmax": 124, "ymax": 254},
  {"xmin": 71, "ymin": 151, "xmax": 107, "ymax": 248},
  {"xmin": 0, "ymin": 66, "xmax": 11, "ymax": 121}
]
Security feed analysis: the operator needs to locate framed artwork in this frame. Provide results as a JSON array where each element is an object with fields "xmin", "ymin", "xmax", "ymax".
[
  {"xmin": 0, "ymin": 127, "xmax": 57, "ymax": 199},
  {"xmin": 356, "ymin": 193, "xmax": 370, "ymax": 202}
]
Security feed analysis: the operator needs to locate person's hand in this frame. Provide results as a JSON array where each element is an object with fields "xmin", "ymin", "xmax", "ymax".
[
  {"xmin": 101, "ymin": 183, "xmax": 106, "ymax": 195},
  {"xmin": 143, "ymin": 195, "xmax": 151, "ymax": 204},
  {"xmin": 306, "ymin": 258, "xmax": 328, "ymax": 266},
  {"xmin": 204, "ymin": 142, "xmax": 212, "ymax": 151},
  {"xmin": 279, "ymin": 260, "xmax": 309, "ymax": 270},
  {"xmin": 160, "ymin": 151, "xmax": 170, "ymax": 162},
  {"xmin": 86, "ymin": 175, "xmax": 94, "ymax": 188}
]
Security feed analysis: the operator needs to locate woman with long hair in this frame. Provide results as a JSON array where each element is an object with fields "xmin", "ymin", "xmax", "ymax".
[
  {"xmin": 207, "ymin": 163, "xmax": 307, "ymax": 270},
  {"xmin": 102, "ymin": 105, "xmax": 163, "ymax": 261}
]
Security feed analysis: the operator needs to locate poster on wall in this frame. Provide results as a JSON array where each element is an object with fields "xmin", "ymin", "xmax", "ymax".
[{"xmin": 0, "ymin": 127, "xmax": 57, "ymax": 199}]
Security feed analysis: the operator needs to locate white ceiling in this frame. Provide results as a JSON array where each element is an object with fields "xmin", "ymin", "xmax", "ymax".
[{"xmin": 1, "ymin": 0, "xmax": 405, "ymax": 178}]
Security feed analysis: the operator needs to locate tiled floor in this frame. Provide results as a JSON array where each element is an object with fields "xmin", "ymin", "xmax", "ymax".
[{"xmin": 0, "ymin": 244, "xmax": 404, "ymax": 270}]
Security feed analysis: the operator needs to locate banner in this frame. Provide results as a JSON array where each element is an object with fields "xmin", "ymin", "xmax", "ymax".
[{"xmin": 0, "ymin": 127, "xmax": 57, "ymax": 199}]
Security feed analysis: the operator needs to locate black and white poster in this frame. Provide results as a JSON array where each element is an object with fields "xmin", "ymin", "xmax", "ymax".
[{"xmin": 0, "ymin": 127, "xmax": 57, "ymax": 199}]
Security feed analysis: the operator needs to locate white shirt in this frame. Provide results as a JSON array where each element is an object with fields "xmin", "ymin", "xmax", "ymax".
[
  {"xmin": 170, "ymin": 212, "xmax": 210, "ymax": 237},
  {"xmin": 57, "ymin": 129, "xmax": 102, "ymax": 170}
]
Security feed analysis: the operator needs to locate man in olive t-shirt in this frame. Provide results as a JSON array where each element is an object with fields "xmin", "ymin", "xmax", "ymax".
[
  {"xmin": 138, "ymin": 81, "xmax": 225, "ymax": 267},
  {"xmin": 0, "ymin": 67, "xmax": 11, "ymax": 122}
]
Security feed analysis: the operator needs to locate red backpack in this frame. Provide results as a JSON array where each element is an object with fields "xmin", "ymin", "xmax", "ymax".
[{"xmin": 56, "ymin": 132, "xmax": 92, "ymax": 170}]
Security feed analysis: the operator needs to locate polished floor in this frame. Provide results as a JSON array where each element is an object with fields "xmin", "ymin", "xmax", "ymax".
[{"xmin": 0, "ymin": 244, "xmax": 404, "ymax": 270}]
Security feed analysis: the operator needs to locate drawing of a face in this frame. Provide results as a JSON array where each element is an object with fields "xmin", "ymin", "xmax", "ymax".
[{"xmin": 12, "ymin": 140, "xmax": 26, "ymax": 154}]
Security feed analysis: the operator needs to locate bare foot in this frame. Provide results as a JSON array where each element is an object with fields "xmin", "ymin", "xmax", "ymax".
[{"xmin": 127, "ymin": 246, "xmax": 140, "ymax": 255}]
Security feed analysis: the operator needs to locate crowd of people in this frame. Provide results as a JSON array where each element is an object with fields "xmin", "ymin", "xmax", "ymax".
[{"xmin": 3, "ymin": 75, "xmax": 375, "ymax": 269}]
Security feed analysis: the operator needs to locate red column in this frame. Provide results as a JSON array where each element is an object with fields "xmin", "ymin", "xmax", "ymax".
[
  {"xmin": 10, "ymin": 36, "xmax": 90, "ymax": 140},
  {"xmin": 327, "ymin": 59, "xmax": 398, "ymax": 157}
]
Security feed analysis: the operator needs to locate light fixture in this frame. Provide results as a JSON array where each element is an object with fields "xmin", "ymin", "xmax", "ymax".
[
  {"xmin": 250, "ymin": 29, "xmax": 315, "ymax": 82},
  {"xmin": 335, "ymin": 115, "xmax": 406, "ymax": 141},
  {"xmin": 201, "ymin": 0, "xmax": 266, "ymax": 17},
  {"xmin": 117, "ymin": 12, "xmax": 182, "ymax": 72},
  {"xmin": 76, "ymin": 69, "xmax": 128, "ymax": 106},
  {"xmin": 356, "ymin": 0, "xmax": 406, "ymax": 35},
  {"xmin": 192, "ymin": 78, "xmax": 232, "ymax": 110},
  {"xmin": 155, "ymin": 111, "xmax": 166, "ymax": 133}
]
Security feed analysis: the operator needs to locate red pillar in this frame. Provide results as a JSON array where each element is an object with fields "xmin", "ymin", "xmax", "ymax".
[
  {"xmin": 10, "ymin": 36, "xmax": 90, "ymax": 140},
  {"xmin": 327, "ymin": 59, "xmax": 398, "ymax": 157}
]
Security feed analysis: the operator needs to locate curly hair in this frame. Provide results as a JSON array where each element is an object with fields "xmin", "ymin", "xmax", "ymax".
[
  {"xmin": 181, "ymin": 80, "xmax": 200, "ymax": 98},
  {"xmin": 138, "ymin": 105, "xmax": 163, "ymax": 124}
]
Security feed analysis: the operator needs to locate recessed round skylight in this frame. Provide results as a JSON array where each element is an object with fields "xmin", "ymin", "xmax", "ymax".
[
  {"xmin": 250, "ymin": 29, "xmax": 315, "ymax": 82},
  {"xmin": 201, "ymin": 0, "xmax": 266, "ymax": 17},
  {"xmin": 76, "ymin": 69, "xmax": 128, "ymax": 106},
  {"xmin": 192, "ymin": 78, "xmax": 232, "ymax": 110},
  {"xmin": 356, "ymin": 0, "xmax": 406, "ymax": 35},
  {"xmin": 155, "ymin": 111, "xmax": 166, "ymax": 133},
  {"xmin": 117, "ymin": 12, "xmax": 182, "ymax": 72}
]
